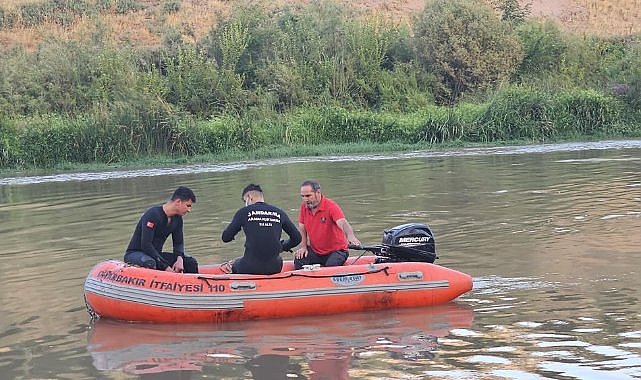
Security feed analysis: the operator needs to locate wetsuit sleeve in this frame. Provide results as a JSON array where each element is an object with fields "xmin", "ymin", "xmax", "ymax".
[
  {"xmin": 280, "ymin": 212, "xmax": 302, "ymax": 252},
  {"xmin": 172, "ymin": 217, "xmax": 185, "ymax": 257},
  {"xmin": 222, "ymin": 208, "xmax": 245, "ymax": 242},
  {"xmin": 140, "ymin": 212, "xmax": 170, "ymax": 270}
]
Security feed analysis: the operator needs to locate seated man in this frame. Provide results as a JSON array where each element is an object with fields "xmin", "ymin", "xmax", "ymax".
[
  {"xmin": 294, "ymin": 180, "xmax": 361, "ymax": 270},
  {"xmin": 222, "ymin": 184, "xmax": 301, "ymax": 275},
  {"xmin": 124, "ymin": 186, "xmax": 199, "ymax": 273}
]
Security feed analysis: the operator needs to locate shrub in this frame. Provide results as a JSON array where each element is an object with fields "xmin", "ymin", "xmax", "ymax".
[
  {"xmin": 476, "ymin": 86, "xmax": 555, "ymax": 141},
  {"xmin": 115, "ymin": 0, "xmax": 140, "ymax": 14},
  {"xmin": 185, "ymin": 116, "xmax": 247, "ymax": 154},
  {"xmin": 515, "ymin": 21, "xmax": 567, "ymax": 80},
  {"xmin": 15, "ymin": 115, "xmax": 79, "ymax": 166},
  {"xmin": 163, "ymin": 0, "xmax": 181, "ymax": 14},
  {"xmin": 607, "ymin": 38, "xmax": 641, "ymax": 112},
  {"xmin": 19, "ymin": 2, "xmax": 52, "ymax": 27},
  {"xmin": 554, "ymin": 89, "xmax": 622, "ymax": 135},
  {"xmin": 414, "ymin": 0, "xmax": 524, "ymax": 104},
  {"xmin": 0, "ymin": 7, "xmax": 17, "ymax": 29},
  {"xmin": 96, "ymin": 0, "xmax": 113, "ymax": 11},
  {"xmin": 491, "ymin": 0, "xmax": 531, "ymax": 25},
  {"xmin": 416, "ymin": 105, "xmax": 472, "ymax": 143},
  {"xmin": 0, "ymin": 118, "xmax": 20, "ymax": 167}
]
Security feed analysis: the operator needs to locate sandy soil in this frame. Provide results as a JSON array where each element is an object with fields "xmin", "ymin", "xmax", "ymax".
[
  {"xmin": 528, "ymin": 0, "xmax": 580, "ymax": 18},
  {"xmin": 0, "ymin": 0, "xmax": 639, "ymax": 50}
]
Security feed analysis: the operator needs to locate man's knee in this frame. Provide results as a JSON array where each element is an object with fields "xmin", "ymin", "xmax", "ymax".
[
  {"xmin": 294, "ymin": 253, "xmax": 314, "ymax": 270},
  {"xmin": 325, "ymin": 250, "xmax": 348, "ymax": 267},
  {"xmin": 124, "ymin": 251, "xmax": 157, "ymax": 269},
  {"xmin": 142, "ymin": 256, "xmax": 158, "ymax": 269},
  {"xmin": 184, "ymin": 256, "xmax": 199, "ymax": 274}
]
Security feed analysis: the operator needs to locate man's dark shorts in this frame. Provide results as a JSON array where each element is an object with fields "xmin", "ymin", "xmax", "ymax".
[
  {"xmin": 124, "ymin": 251, "xmax": 198, "ymax": 273},
  {"xmin": 294, "ymin": 247, "xmax": 348, "ymax": 270}
]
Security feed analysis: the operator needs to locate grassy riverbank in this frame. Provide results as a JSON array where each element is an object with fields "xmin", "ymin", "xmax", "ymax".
[
  {"xmin": 1, "ymin": 0, "xmax": 640, "ymax": 172},
  {"xmin": 4, "ymin": 133, "xmax": 639, "ymax": 178},
  {"xmin": 2, "ymin": 95, "xmax": 640, "ymax": 171}
]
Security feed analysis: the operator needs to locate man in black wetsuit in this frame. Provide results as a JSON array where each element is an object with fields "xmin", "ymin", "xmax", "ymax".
[
  {"xmin": 124, "ymin": 186, "xmax": 199, "ymax": 273},
  {"xmin": 222, "ymin": 184, "xmax": 302, "ymax": 275}
]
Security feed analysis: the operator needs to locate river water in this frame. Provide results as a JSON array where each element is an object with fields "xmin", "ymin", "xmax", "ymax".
[{"xmin": 1, "ymin": 140, "xmax": 640, "ymax": 379}]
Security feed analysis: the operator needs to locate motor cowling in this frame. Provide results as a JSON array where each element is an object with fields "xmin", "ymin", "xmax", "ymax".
[{"xmin": 379, "ymin": 223, "xmax": 437, "ymax": 263}]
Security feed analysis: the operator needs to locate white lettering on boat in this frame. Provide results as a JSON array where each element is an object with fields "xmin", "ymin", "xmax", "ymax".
[
  {"xmin": 96, "ymin": 270, "xmax": 205, "ymax": 292},
  {"xmin": 98, "ymin": 270, "xmax": 146, "ymax": 286},
  {"xmin": 331, "ymin": 274, "xmax": 364, "ymax": 287},
  {"xmin": 148, "ymin": 279, "xmax": 203, "ymax": 292}
]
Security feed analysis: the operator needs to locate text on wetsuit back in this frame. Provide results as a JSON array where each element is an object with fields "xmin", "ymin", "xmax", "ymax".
[{"xmin": 248, "ymin": 210, "xmax": 281, "ymax": 227}]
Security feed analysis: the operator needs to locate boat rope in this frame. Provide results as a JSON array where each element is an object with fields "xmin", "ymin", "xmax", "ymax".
[
  {"xmin": 198, "ymin": 272, "xmax": 294, "ymax": 282},
  {"xmin": 197, "ymin": 265, "xmax": 391, "ymax": 284},
  {"xmin": 288, "ymin": 266, "xmax": 390, "ymax": 278},
  {"xmin": 350, "ymin": 250, "xmax": 369, "ymax": 263}
]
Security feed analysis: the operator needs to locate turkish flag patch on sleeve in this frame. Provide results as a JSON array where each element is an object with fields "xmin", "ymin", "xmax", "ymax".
[{"xmin": 146, "ymin": 221, "xmax": 155, "ymax": 229}]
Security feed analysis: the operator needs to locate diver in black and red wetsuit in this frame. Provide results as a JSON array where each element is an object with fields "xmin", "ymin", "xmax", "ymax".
[
  {"xmin": 124, "ymin": 186, "xmax": 199, "ymax": 273},
  {"xmin": 222, "ymin": 184, "xmax": 301, "ymax": 275}
]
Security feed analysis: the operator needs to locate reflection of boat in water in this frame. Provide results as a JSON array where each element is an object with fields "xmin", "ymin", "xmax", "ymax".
[
  {"xmin": 84, "ymin": 224, "xmax": 473, "ymax": 323},
  {"xmin": 87, "ymin": 302, "xmax": 474, "ymax": 376}
]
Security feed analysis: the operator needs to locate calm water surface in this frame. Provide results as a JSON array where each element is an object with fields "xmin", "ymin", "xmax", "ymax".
[{"xmin": 1, "ymin": 140, "xmax": 640, "ymax": 379}]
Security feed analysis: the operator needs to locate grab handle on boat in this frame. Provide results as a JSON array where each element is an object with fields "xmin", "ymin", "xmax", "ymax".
[
  {"xmin": 230, "ymin": 282, "xmax": 257, "ymax": 291},
  {"xmin": 398, "ymin": 271, "xmax": 424, "ymax": 281}
]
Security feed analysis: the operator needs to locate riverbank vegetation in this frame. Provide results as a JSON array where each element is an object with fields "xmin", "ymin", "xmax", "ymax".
[{"xmin": 1, "ymin": 0, "xmax": 640, "ymax": 169}]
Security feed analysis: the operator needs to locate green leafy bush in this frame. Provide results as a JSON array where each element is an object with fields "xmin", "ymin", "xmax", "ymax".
[
  {"xmin": 163, "ymin": 0, "xmax": 180, "ymax": 14},
  {"xmin": 554, "ymin": 89, "xmax": 622, "ymax": 135},
  {"xmin": 0, "ymin": 1, "xmax": 640, "ymax": 169},
  {"xmin": 477, "ymin": 86, "xmax": 555, "ymax": 141},
  {"xmin": 516, "ymin": 21, "xmax": 567, "ymax": 80},
  {"xmin": 414, "ymin": 0, "xmax": 524, "ymax": 104},
  {"xmin": 115, "ymin": 0, "xmax": 140, "ymax": 14},
  {"xmin": 0, "ymin": 118, "xmax": 20, "ymax": 167},
  {"xmin": 0, "ymin": 7, "xmax": 18, "ymax": 29}
]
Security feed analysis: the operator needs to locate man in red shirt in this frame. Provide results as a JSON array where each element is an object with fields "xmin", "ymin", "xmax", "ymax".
[{"xmin": 294, "ymin": 180, "xmax": 361, "ymax": 270}]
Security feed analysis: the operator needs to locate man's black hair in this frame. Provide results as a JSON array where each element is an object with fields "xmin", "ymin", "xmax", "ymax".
[
  {"xmin": 242, "ymin": 183, "xmax": 263, "ymax": 197},
  {"xmin": 171, "ymin": 186, "xmax": 196, "ymax": 202},
  {"xmin": 301, "ymin": 179, "xmax": 321, "ymax": 191}
]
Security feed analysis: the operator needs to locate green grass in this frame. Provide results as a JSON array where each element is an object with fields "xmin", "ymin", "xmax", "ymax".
[{"xmin": 5, "ymin": 133, "xmax": 640, "ymax": 178}]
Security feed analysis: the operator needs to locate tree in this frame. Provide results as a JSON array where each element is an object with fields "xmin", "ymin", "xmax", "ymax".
[
  {"xmin": 515, "ymin": 21, "xmax": 567, "ymax": 80},
  {"xmin": 414, "ymin": 0, "xmax": 524, "ymax": 104},
  {"xmin": 493, "ymin": 0, "xmax": 531, "ymax": 25}
]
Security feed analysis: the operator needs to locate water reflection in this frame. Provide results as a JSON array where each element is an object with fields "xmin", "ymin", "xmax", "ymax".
[
  {"xmin": 2, "ymin": 140, "xmax": 641, "ymax": 379},
  {"xmin": 87, "ymin": 303, "xmax": 473, "ymax": 377}
]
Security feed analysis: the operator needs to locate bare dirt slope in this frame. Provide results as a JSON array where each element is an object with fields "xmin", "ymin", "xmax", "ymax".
[
  {"xmin": 529, "ymin": 0, "xmax": 641, "ymax": 37},
  {"xmin": 0, "ymin": 0, "xmax": 639, "ymax": 50}
]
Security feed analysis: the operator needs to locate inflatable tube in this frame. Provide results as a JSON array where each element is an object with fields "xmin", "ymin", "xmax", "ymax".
[{"xmin": 84, "ymin": 257, "xmax": 473, "ymax": 323}]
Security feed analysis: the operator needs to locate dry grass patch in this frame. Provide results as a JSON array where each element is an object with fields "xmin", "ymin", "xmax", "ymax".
[
  {"xmin": 569, "ymin": 0, "xmax": 641, "ymax": 36},
  {"xmin": 1, "ymin": 0, "xmax": 640, "ymax": 51}
]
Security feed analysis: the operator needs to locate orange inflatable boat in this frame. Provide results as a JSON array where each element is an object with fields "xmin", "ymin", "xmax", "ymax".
[{"xmin": 83, "ymin": 223, "xmax": 473, "ymax": 323}]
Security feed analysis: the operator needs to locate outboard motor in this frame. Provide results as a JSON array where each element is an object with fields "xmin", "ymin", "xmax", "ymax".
[{"xmin": 378, "ymin": 223, "xmax": 437, "ymax": 263}]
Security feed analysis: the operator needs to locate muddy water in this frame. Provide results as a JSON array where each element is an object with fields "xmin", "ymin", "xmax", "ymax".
[{"xmin": 1, "ymin": 140, "xmax": 640, "ymax": 379}]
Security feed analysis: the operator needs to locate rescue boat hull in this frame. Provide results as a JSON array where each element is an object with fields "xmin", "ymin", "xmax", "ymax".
[{"xmin": 84, "ymin": 257, "xmax": 473, "ymax": 323}]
